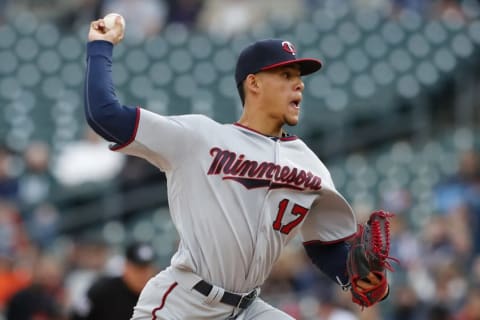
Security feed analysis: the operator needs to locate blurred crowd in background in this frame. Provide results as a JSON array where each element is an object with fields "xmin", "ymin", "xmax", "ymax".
[
  {"xmin": 0, "ymin": 0, "xmax": 480, "ymax": 319},
  {"xmin": 0, "ymin": 0, "xmax": 471, "ymax": 38}
]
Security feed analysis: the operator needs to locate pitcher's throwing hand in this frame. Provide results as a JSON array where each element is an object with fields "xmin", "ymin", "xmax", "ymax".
[{"xmin": 88, "ymin": 13, "xmax": 125, "ymax": 45}]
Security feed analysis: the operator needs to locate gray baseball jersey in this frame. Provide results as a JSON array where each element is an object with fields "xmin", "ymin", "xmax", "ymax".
[{"xmin": 119, "ymin": 108, "xmax": 356, "ymax": 293}]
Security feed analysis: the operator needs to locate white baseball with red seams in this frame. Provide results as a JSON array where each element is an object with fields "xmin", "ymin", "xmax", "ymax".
[{"xmin": 103, "ymin": 13, "xmax": 125, "ymax": 30}]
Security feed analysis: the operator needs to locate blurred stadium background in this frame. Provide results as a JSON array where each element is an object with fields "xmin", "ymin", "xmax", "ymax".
[{"xmin": 1, "ymin": 0, "xmax": 480, "ymax": 319}]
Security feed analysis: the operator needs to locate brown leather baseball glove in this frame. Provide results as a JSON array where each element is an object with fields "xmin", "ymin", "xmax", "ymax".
[{"xmin": 347, "ymin": 210, "xmax": 398, "ymax": 308}]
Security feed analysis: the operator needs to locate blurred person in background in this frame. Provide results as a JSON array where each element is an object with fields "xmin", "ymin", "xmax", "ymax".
[
  {"xmin": 0, "ymin": 145, "xmax": 19, "ymax": 203},
  {"xmin": 391, "ymin": 0, "xmax": 430, "ymax": 16},
  {"xmin": 411, "ymin": 216, "xmax": 469, "ymax": 307},
  {"xmin": 427, "ymin": 304, "xmax": 453, "ymax": 320},
  {"xmin": 0, "ymin": 201, "xmax": 30, "ymax": 261},
  {"xmin": 391, "ymin": 284, "xmax": 427, "ymax": 320},
  {"xmin": 5, "ymin": 0, "xmax": 101, "ymax": 29},
  {"xmin": 100, "ymin": 0, "xmax": 167, "ymax": 38},
  {"xmin": 164, "ymin": 0, "xmax": 204, "ymax": 28},
  {"xmin": 433, "ymin": 150, "xmax": 480, "ymax": 221},
  {"xmin": 433, "ymin": 150, "xmax": 480, "ymax": 257},
  {"xmin": 18, "ymin": 142, "xmax": 54, "ymax": 209},
  {"xmin": 432, "ymin": 263, "xmax": 468, "ymax": 312},
  {"xmin": 389, "ymin": 214, "xmax": 421, "ymax": 271},
  {"xmin": 25, "ymin": 203, "xmax": 60, "ymax": 250},
  {"xmin": 5, "ymin": 253, "xmax": 67, "ymax": 320},
  {"xmin": 421, "ymin": 216, "xmax": 462, "ymax": 273},
  {"xmin": 0, "ymin": 254, "xmax": 30, "ymax": 313},
  {"xmin": 0, "ymin": 199, "xmax": 57, "ymax": 317},
  {"xmin": 431, "ymin": 0, "xmax": 465, "ymax": 19},
  {"xmin": 70, "ymin": 242, "xmax": 157, "ymax": 320},
  {"xmin": 196, "ymin": 0, "xmax": 261, "ymax": 36},
  {"xmin": 197, "ymin": 0, "xmax": 306, "ymax": 37},
  {"xmin": 55, "ymin": 0, "xmax": 105, "ymax": 31},
  {"xmin": 63, "ymin": 238, "xmax": 110, "ymax": 318},
  {"xmin": 316, "ymin": 287, "xmax": 357, "ymax": 320},
  {"xmin": 3, "ymin": 141, "xmax": 61, "ymax": 251}
]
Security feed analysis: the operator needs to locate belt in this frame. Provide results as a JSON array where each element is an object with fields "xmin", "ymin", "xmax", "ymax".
[{"xmin": 193, "ymin": 280, "xmax": 258, "ymax": 309}]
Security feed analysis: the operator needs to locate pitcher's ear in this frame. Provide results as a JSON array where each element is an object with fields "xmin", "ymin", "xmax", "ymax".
[{"xmin": 245, "ymin": 74, "xmax": 260, "ymax": 92}]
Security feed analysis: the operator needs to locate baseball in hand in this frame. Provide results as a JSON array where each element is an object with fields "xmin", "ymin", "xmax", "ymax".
[{"xmin": 103, "ymin": 13, "xmax": 125, "ymax": 30}]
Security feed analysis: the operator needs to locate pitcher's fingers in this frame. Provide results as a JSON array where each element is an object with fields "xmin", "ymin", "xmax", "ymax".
[
  {"xmin": 366, "ymin": 272, "xmax": 381, "ymax": 284},
  {"xmin": 90, "ymin": 20, "xmax": 106, "ymax": 30},
  {"xmin": 90, "ymin": 20, "xmax": 103, "ymax": 30},
  {"xmin": 356, "ymin": 279, "xmax": 376, "ymax": 291}
]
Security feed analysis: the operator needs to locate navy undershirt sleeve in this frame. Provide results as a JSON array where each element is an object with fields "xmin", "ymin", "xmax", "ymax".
[
  {"xmin": 84, "ymin": 40, "xmax": 137, "ymax": 144},
  {"xmin": 303, "ymin": 241, "xmax": 350, "ymax": 287}
]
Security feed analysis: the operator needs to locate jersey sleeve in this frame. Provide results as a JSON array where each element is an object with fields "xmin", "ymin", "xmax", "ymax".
[
  {"xmin": 301, "ymin": 188, "xmax": 357, "ymax": 244},
  {"xmin": 114, "ymin": 109, "xmax": 210, "ymax": 171}
]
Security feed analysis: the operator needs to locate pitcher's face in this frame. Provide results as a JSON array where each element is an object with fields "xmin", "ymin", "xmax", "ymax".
[{"xmin": 256, "ymin": 65, "xmax": 304, "ymax": 126}]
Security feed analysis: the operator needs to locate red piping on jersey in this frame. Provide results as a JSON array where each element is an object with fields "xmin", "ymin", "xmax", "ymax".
[
  {"xmin": 303, "ymin": 232, "xmax": 356, "ymax": 246},
  {"xmin": 233, "ymin": 122, "xmax": 298, "ymax": 141},
  {"xmin": 111, "ymin": 107, "xmax": 141, "ymax": 151},
  {"xmin": 151, "ymin": 282, "xmax": 178, "ymax": 319}
]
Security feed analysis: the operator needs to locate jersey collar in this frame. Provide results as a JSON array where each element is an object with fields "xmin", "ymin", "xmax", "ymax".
[{"xmin": 233, "ymin": 122, "xmax": 298, "ymax": 141}]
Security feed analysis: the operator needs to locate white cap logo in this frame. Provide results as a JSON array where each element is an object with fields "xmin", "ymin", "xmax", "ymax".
[{"xmin": 281, "ymin": 41, "xmax": 296, "ymax": 55}]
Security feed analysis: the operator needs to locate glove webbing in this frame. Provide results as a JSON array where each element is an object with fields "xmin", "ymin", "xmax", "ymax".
[{"xmin": 368, "ymin": 211, "xmax": 400, "ymax": 271}]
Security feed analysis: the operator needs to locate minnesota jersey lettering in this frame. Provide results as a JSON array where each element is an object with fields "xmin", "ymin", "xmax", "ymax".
[{"xmin": 208, "ymin": 147, "xmax": 322, "ymax": 191}]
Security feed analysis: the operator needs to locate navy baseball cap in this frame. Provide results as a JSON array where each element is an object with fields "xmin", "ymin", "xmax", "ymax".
[
  {"xmin": 125, "ymin": 242, "xmax": 155, "ymax": 266},
  {"xmin": 235, "ymin": 39, "xmax": 322, "ymax": 86}
]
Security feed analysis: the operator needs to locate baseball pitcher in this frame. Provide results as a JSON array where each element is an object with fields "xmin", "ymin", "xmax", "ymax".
[{"xmin": 84, "ymin": 15, "xmax": 395, "ymax": 320}]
